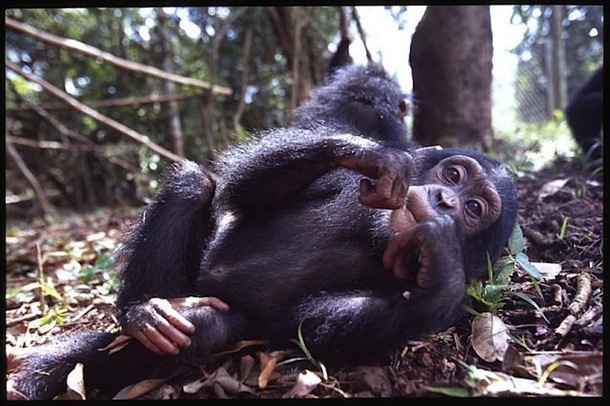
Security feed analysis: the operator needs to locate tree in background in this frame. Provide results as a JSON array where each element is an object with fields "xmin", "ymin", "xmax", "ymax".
[
  {"xmin": 409, "ymin": 6, "xmax": 493, "ymax": 147},
  {"xmin": 4, "ymin": 7, "xmax": 348, "ymax": 216},
  {"xmin": 511, "ymin": 5, "xmax": 603, "ymax": 123}
]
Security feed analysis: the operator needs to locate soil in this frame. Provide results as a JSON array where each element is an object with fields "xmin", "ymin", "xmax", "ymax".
[{"xmin": 5, "ymin": 157, "xmax": 603, "ymax": 399}]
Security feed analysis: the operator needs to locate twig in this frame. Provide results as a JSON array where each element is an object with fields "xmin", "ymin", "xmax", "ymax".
[
  {"xmin": 6, "ymin": 92, "xmax": 207, "ymax": 112},
  {"xmin": 5, "ymin": 17, "xmax": 231, "ymax": 95},
  {"xmin": 6, "ymin": 60, "xmax": 183, "ymax": 163},
  {"xmin": 351, "ymin": 7, "xmax": 373, "ymax": 63},
  {"xmin": 71, "ymin": 304, "xmax": 95, "ymax": 322},
  {"xmin": 6, "ymin": 312, "xmax": 42, "ymax": 327},
  {"xmin": 555, "ymin": 314, "xmax": 575, "ymax": 337},
  {"xmin": 568, "ymin": 272, "xmax": 591, "ymax": 315},
  {"xmin": 35, "ymin": 243, "xmax": 47, "ymax": 315}
]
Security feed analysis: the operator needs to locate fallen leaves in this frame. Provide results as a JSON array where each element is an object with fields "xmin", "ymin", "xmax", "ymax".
[
  {"xmin": 5, "ymin": 157, "xmax": 604, "ymax": 399},
  {"xmin": 471, "ymin": 312, "xmax": 511, "ymax": 363},
  {"xmin": 282, "ymin": 370, "xmax": 322, "ymax": 398}
]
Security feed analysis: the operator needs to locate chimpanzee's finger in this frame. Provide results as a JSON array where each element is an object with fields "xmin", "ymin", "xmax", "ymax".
[
  {"xmin": 132, "ymin": 328, "xmax": 176, "ymax": 355},
  {"xmin": 155, "ymin": 318, "xmax": 192, "ymax": 349},
  {"xmin": 169, "ymin": 296, "xmax": 230, "ymax": 312},
  {"xmin": 149, "ymin": 298, "xmax": 196, "ymax": 334}
]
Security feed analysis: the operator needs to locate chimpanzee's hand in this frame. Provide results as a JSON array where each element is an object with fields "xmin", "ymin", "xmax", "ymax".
[
  {"xmin": 382, "ymin": 215, "xmax": 464, "ymax": 291},
  {"xmin": 121, "ymin": 296, "xmax": 229, "ymax": 355},
  {"xmin": 340, "ymin": 149, "xmax": 414, "ymax": 209}
]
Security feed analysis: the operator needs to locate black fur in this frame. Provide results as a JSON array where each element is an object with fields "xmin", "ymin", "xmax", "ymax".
[{"xmin": 8, "ymin": 65, "xmax": 517, "ymax": 399}]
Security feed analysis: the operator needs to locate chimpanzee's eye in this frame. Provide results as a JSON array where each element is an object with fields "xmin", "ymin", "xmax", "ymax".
[
  {"xmin": 466, "ymin": 199, "xmax": 483, "ymax": 217},
  {"xmin": 444, "ymin": 167, "xmax": 461, "ymax": 184}
]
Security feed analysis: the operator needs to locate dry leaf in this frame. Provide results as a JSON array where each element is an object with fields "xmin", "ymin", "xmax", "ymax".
[
  {"xmin": 537, "ymin": 178, "xmax": 570, "ymax": 202},
  {"xmin": 98, "ymin": 334, "xmax": 133, "ymax": 354},
  {"xmin": 282, "ymin": 370, "xmax": 321, "ymax": 398},
  {"xmin": 471, "ymin": 313, "xmax": 510, "ymax": 363},
  {"xmin": 531, "ymin": 262, "xmax": 562, "ymax": 280},
  {"xmin": 54, "ymin": 362, "xmax": 86, "ymax": 400},
  {"xmin": 466, "ymin": 364, "xmax": 587, "ymax": 396},
  {"xmin": 530, "ymin": 351, "xmax": 603, "ymax": 388},
  {"xmin": 183, "ymin": 367, "xmax": 255, "ymax": 396},
  {"xmin": 113, "ymin": 378, "xmax": 166, "ymax": 399},
  {"xmin": 256, "ymin": 351, "xmax": 284, "ymax": 389}
]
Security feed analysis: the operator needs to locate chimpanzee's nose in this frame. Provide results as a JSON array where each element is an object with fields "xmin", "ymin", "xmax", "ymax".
[{"xmin": 433, "ymin": 187, "xmax": 458, "ymax": 214}]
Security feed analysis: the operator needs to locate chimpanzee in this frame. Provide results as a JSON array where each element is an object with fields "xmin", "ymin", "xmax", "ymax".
[
  {"xmin": 7, "ymin": 64, "xmax": 518, "ymax": 400},
  {"xmin": 565, "ymin": 67, "xmax": 603, "ymax": 161}
]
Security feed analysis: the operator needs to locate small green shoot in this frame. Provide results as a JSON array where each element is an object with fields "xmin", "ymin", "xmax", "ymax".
[
  {"xmin": 558, "ymin": 217, "xmax": 568, "ymax": 240},
  {"xmin": 279, "ymin": 321, "xmax": 328, "ymax": 380},
  {"xmin": 537, "ymin": 360, "xmax": 577, "ymax": 386},
  {"xmin": 466, "ymin": 224, "xmax": 546, "ymax": 315}
]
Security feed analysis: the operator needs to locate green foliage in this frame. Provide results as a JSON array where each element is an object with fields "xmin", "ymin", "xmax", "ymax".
[
  {"xmin": 511, "ymin": 5, "xmax": 603, "ymax": 122},
  {"xmin": 6, "ymin": 7, "xmax": 344, "ymax": 211},
  {"xmin": 466, "ymin": 224, "xmax": 546, "ymax": 319},
  {"xmin": 279, "ymin": 321, "xmax": 328, "ymax": 380},
  {"xmin": 81, "ymin": 252, "xmax": 120, "ymax": 295},
  {"xmin": 493, "ymin": 117, "xmax": 578, "ymax": 175},
  {"xmin": 423, "ymin": 385, "xmax": 470, "ymax": 397}
]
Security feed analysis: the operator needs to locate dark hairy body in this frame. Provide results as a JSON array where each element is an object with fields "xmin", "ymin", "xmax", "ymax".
[{"xmin": 7, "ymin": 65, "xmax": 518, "ymax": 400}]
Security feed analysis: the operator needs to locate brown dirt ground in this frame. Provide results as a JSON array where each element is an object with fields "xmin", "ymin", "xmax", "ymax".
[{"xmin": 5, "ymin": 158, "xmax": 603, "ymax": 399}]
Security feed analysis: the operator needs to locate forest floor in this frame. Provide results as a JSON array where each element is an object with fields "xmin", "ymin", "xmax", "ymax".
[{"xmin": 5, "ymin": 157, "xmax": 603, "ymax": 399}]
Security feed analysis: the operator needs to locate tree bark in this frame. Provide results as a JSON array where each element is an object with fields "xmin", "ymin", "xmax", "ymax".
[
  {"xmin": 157, "ymin": 8, "xmax": 185, "ymax": 157},
  {"xmin": 409, "ymin": 6, "xmax": 493, "ymax": 147},
  {"xmin": 549, "ymin": 5, "xmax": 567, "ymax": 113}
]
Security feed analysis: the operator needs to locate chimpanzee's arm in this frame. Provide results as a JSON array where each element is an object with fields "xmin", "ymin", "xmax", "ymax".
[
  {"xmin": 116, "ymin": 161, "xmax": 216, "ymax": 309},
  {"xmin": 115, "ymin": 161, "xmax": 228, "ymax": 354},
  {"xmin": 215, "ymin": 130, "xmax": 414, "ymax": 212},
  {"xmin": 267, "ymin": 216, "xmax": 465, "ymax": 359}
]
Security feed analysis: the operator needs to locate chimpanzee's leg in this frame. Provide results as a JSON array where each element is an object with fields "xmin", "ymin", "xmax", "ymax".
[{"xmin": 7, "ymin": 307, "xmax": 250, "ymax": 400}]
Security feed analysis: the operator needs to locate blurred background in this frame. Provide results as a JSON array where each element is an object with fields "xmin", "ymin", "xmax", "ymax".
[{"xmin": 5, "ymin": 5, "xmax": 604, "ymax": 219}]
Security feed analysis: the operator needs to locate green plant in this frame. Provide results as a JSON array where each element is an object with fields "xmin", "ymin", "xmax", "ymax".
[
  {"xmin": 465, "ymin": 224, "xmax": 547, "ymax": 320},
  {"xmin": 278, "ymin": 321, "xmax": 328, "ymax": 380},
  {"xmin": 80, "ymin": 251, "xmax": 119, "ymax": 294}
]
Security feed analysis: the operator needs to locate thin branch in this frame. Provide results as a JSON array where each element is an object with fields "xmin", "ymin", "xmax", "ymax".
[
  {"xmin": 6, "ymin": 83, "xmax": 136, "ymax": 172},
  {"xmin": 233, "ymin": 27, "xmax": 253, "ymax": 132},
  {"xmin": 5, "ymin": 17, "xmax": 232, "ymax": 95},
  {"xmin": 7, "ymin": 92, "xmax": 206, "ymax": 112},
  {"xmin": 6, "ymin": 135, "xmax": 55, "ymax": 219},
  {"xmin": 265, "ymin": 7, "xmax": 294, "ymax": 70},
  {"xmin": 351, "ymin": 7, "xmax": 373, "ymax": 63},
  {"xmin": 6, "ymin": 135, "xmax": 90, "ymax": 151},
  {"xmin": 291, "ymin": 10, "xmax": 307, "ymax": 112},
  {"xmin": 6, "ymin": 60, "xmax": 183, "ymax": 163}
]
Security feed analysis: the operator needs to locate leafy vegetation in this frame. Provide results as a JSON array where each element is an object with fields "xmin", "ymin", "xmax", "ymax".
[{"xmin": 465, "ymin": 224, "xmax": 546, "ymax": 320}]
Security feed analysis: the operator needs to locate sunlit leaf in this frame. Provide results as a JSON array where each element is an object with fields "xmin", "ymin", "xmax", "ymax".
[
  {"xmin": 508, "ymin": 224, "xmax": 525, "ymax": 255},
  {"xmin": 516, "ymin": 252, "xmax": 544, "ymax": 281}
]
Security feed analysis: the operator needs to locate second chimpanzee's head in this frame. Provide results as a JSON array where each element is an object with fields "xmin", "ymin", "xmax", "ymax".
[{"xmin": 291, "ymin": 64, "xmax": 410, "ymax": 149}]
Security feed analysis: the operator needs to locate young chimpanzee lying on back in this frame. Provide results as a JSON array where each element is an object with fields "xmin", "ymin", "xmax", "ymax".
[{"xmin": 7, "ymin": 64, "xmax": 517, "ymax": 400}]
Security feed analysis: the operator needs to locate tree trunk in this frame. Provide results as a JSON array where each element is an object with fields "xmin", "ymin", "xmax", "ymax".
[
  {"xmin": 549, "ymin": 5, "xmax": 567, "ymax": 114},
  {"xmin": 157, "ymin": 8, "xmax": 185, "ymax": 157},
  {"xmin": 409, "ymin": 6, "xmax": 493, "ymax": 147}
]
